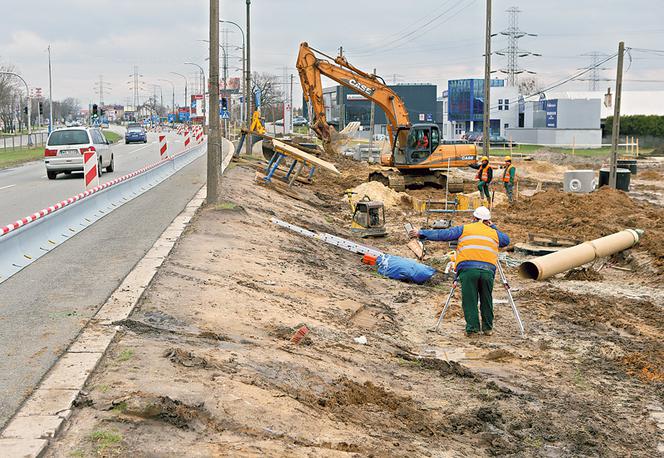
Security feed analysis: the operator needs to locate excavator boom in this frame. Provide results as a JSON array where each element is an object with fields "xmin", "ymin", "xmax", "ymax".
[{"xmin": 297, "ymin": 42, "xmax": 410, "ymax": 159}]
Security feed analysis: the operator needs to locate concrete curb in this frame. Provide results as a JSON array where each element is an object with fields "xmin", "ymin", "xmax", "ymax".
[{"xmin": 0, "ymin": 184, "xmax": 208, "ymax": 457}]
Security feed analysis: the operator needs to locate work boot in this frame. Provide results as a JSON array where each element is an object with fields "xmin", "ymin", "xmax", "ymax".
[
  {"xmin": 483, "ymin": 329, "xmax": 493, "ymax": 336},
  {"xmin": 465, "ymin": 330, "xmax": 480, "ymax": 337}
]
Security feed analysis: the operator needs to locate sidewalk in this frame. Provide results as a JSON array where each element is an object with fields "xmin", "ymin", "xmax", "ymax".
[{"xmin": 44, "ymin": 163, "xmax": 661, "ymax": 456}]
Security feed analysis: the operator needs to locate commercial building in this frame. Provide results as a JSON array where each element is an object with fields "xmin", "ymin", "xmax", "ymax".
[
  {"xmin": 305, "ymin": 83, "xmax": 437, "ymax": 133},
  {"xmin": 440, "ymin": 78, "xmax": 519, "ymax": 139},
  {"xmin": 506, "ymin": 98, "xmax": 602, "ymax": 147}
]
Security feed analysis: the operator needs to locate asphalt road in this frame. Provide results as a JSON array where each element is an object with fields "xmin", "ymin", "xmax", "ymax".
[
  {"xmin": 0, "ymin": 129, "xmax": 186, "ymax": 225},
  {"xmin": 0, "ymin": 146, "xmax": 206, "ymax": 428}
]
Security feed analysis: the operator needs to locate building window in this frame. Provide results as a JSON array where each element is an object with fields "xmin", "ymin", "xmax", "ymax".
[
  {"xmin": 498, "ymin": 99, "xmax": 503, "ymax": 111},
  {"xmin": 504, "ymin": 123, "xmax": 509, "ymax": 130},
  {"xmin": 504, "ymin": 99, "xmax": 510, "ymax": 111},
  {"xmin": 454, "ymin": 123, "xmax": 463, "ymax": 135}
]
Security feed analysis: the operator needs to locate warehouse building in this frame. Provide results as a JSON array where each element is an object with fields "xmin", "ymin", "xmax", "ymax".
[{"xmin": 305, "ymin": 83, "xmax": 437, "ymax": 133}]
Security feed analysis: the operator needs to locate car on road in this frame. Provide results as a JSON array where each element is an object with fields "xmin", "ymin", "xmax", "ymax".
[
  {"xmin": 293, "ymin": 116, "xmax": 308, "ymax": 126},
  {"xmin": 125, "ymin": 125, "xmax": 148, "ymax": 144},
  {"xmin": 44, "ymin": 127, "xmax": 114, "ymax": 180}
]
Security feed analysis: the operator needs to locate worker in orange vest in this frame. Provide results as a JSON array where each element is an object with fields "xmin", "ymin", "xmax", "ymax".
[
  {"xmin": 502, "ymin": 156, "xmax": 516, "ymax": 203},
  {"xmin": 471, "ymin": 156, "xmax": 493, "ymax": 205},
  {"xmin": 409, "ymin": 206, "xmax": 510, "ymax": 336}
]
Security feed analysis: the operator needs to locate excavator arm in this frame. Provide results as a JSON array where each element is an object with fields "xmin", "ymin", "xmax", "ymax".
[{"xmin": 297, "ymin": 42, "xmax": 411, "ymax": 159}]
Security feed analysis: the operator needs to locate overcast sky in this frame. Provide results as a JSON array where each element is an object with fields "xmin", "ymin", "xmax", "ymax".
[{"xmin": 1, "ymin": 0, "xmax": 663, "ymax": 108}]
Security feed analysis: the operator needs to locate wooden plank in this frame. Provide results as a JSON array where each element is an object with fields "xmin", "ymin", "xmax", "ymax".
[{"xmin": 272, "ymin": 139, "xmax": 341, "ymax": 175}]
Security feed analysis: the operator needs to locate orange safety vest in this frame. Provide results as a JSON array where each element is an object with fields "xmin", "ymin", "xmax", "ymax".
[
  {"xmin": 456, "ymin": 222, "xmax": 499, "ymax": 266},
  {"xmin": 502, "ymin": 164, "xmax": 516, "ymax": 183},
  {"xmin": 476, "ymin": 164, "xmax": 492, "ymax": 182}
]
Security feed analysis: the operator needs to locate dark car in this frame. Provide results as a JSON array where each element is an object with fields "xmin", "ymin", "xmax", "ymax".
[
  {"xmin": 465, "ymin": 132, "xmax": 482, "ymax": 143},
  {"xmin": 125, "ymin": 126, "xmax": 147, "ymax": 144}
]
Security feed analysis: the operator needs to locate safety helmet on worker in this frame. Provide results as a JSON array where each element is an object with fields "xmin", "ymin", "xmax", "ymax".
[
  {"xmin": 481, "ymin": 156, "xmax": 489, "ymax": 162},
  {"xmin": 504, "ymin": 156, "xmax": 512, "ymax": 162},
  {"xmin": 473, "ymin": 206, "xmax": 491, "ymax": 221}
]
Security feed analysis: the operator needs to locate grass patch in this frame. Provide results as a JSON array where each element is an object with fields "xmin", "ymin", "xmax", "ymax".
[
  {"xmin": 90, "ymin": 430, "xmax": 122, "ymax": 454},
  {"xmin": 0, "ymin": 147, "xmax": 44, "ymax": 169},
  {"xmin": 111, "ymin": 401, "xmax": 127, "ymax": 414},
  {"xmin": 117, "ymin": 349, "xmax": 134, "ymax": 362},
  {"xmin": 69, "ymin": 450, "xmax": 85, "ymax": 457},
  {"xmin": 215, "ymin": 201, "xmax": 237, "ymax": 210},
  {"xmin": 96, "ymin": 384, "xmax": 110, "ymax": 393},
  {"xmin": 103, "ymin": 130, "xmax": 122, "ymax": 143}
]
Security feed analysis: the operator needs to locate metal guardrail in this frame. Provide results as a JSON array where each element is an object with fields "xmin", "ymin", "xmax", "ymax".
[
  {"xmin": 0, "ymin": 142, "xmax": 207, "ymax": 284},
  {"xmin": 0, "ymin": 131, "xmax": 48, "ymax": 150}
]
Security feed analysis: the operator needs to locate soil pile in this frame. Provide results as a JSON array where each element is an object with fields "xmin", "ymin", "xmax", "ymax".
[
  {"xmin": 501, "ymin": 187, "xmax": 664, "ymax": 269},
  {"xmin": 345, "ymin": 181, "xmax": 412, "ymax": 210},
  {"xmin": 639, "ymin": 169, "xmax": 662, "ymax": 181}
]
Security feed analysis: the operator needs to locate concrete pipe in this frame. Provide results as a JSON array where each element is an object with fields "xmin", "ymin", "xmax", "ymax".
[{"xmin": 518, "ymin": 229, "xmax": 644, "ymax": 281}]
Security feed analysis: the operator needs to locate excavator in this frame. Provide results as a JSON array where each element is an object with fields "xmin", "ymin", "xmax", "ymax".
[{"xmin": 297, "ymin": 42, "xmax": 478, "ymax": 192}]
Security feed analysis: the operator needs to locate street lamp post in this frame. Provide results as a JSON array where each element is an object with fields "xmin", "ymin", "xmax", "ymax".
[
  {"xmin": 158, "ymin": 78, "xmax": 176, "ymax": 117},
  {"xmin": 0, "ymin": 71, "xmax": 32, "ymax": 145},
  {"xmin": 184, "ymin": 62, "xmax": 207, "ymax": 127},
  {"xmin": 220, "ymin": 20, "xmax": 246, "ymax": 132},
  {"xmin": 245, "ymin": 0, "xmax": 252, "ymax": 155},
  {"xmin": 170, "ymin": 72, "xmax": 188, "ymax": 114}
]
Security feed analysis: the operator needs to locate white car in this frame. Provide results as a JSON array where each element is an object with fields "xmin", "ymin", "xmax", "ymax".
[{"xmin": 44, "ymin": 127, "xmax": 114, "ymax": 180}]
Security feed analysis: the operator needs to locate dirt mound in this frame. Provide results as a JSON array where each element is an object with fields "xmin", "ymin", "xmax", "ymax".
[
  {"xmin": 345, "ymin": 181, "xmax": 412, "ymax": 210},
  {"xmin": 563, "ymin": 267, "xmax": 604, "ymax": 281},
  {"xmin": 500, "ymin": 187, "xmax": 664, "ymax": 269}
]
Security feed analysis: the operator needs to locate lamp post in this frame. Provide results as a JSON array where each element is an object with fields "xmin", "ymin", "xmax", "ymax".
[
  {"xmin": 220, "ymin": 20, "xmax": 246, "ymax": 128},
  {"xmin": 245, "ymin": 0, "xmax": 252, "ymax": 155},
  {"xmin": 170, "ymin": 72, "xmax": 188, "ymax": 112},
  {"xmin": 158, "ymin": 78, "xmax": 176, "ymax": 116},
  {"xmin": 0, "ymin": 71, "xmax": 32, "ymax": 145},
  {"xmin": 185, "ymin": 62, "xmax": 207, "ymax": 126}
]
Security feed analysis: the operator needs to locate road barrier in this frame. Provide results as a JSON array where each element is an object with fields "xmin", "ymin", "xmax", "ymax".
[
  {"xmin": 83, "ymin": 151, "xmax": 99, "ymax": 190},
  {"xmin": 184, "ymin": 130, "xmax": 191, "ymax": 148},
  {"xmin": 0, "ymin": 141, "xmax": 207, "ymax": 284},
  {"xmin": 159, "ymin": 135, "xmax": 168, "ymax": 160}
]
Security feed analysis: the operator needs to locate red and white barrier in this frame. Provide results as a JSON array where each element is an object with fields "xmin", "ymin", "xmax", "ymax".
[
  {"xmin": 159, "ymin": 135, "xmax": 168, "ymax": 160},
  {"xmin": 83, "ymin": 150, "xmax": 99, "ymax": 190},
  {"xmin": 184, "ymin": 130, "xmax": 191, "ymax": 148}
]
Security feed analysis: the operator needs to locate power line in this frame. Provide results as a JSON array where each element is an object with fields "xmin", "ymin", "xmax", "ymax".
[{"xmin": 577, "ymin": 52, "xmax": 609, "ymax": 90}]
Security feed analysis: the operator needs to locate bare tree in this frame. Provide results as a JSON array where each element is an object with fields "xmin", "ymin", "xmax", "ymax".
[
  {"xmin": 518, "ymin": 77, "xmax": 542, "ymax": 97},
  {"xmin": 0, "ymin": 62, "xmax": 20, "ymax": 132},
  {"xmin": 251, "ymin": 72, "xmax": 283, "ymax": 120}
]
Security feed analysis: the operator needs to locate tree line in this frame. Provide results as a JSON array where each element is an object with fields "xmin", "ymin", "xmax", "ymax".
[{"xmin": 0, "ymin": 60, "xmax": 80, "ymax": 133}]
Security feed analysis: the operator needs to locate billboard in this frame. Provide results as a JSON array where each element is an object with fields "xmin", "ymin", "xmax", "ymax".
[
  {"xmin": 545, "ymin": 99, "xmax": 558, "ymax": 128},
  {"xmin": 191, "ymin": 94, "xmax": 204, "ymax": 117}
]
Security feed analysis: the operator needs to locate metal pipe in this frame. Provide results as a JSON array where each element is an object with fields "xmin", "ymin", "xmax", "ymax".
[{"xmin": 518, "ymin": 229, "xmax": 644, "ymax": 281}]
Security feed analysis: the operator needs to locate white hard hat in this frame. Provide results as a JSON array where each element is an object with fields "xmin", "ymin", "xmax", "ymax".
[{"xmin": 473, "ymin": 206, "xmax": 491, "ymax": 221}]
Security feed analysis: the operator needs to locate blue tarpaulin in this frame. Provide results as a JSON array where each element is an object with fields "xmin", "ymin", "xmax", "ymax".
[{"xmin": 376, "ymin": 254, "xmax": 436, "ymax": 284}]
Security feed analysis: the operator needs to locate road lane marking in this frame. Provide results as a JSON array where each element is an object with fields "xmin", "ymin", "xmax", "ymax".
[
  {"xmin": 0, "ymin": 184, "xmax": 16, "ymax": 191},
  {"xmin": 126, "ymin": 143, "xmax": 153, "ymax": 155}
]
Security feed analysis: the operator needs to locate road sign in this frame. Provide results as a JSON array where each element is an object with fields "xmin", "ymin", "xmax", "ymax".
[
  {"xmin": 168, "ymin": 114, "xmax": 176, "ymax": 123},
  {"xmin": 220, "ymin": 110, "xmax": 230, "ymax": 119}
]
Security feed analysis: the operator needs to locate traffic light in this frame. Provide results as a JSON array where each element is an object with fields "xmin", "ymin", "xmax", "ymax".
[
  {"xmin": 23, "ymin": 106, "xmax": 28, "ymax": 115},
  {"xmin": 221, "ymin": 97, "xmax": 228, "ymax": 111},
  {"xmin": 92, "ymin": 104, "xmax": 98, "ymax": 116},
  {"xmin": 39, "ymin": 102, "xmax": 43, "ymax": 115}
]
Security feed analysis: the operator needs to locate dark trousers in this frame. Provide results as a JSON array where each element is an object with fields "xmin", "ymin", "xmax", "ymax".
[
  {"xmin": 478, "ymin": 181, "xmax": 491, "ymax": 202},
  {"xmin": 458, "ymin": 268, "xmax": 494, "ymax": 333}
]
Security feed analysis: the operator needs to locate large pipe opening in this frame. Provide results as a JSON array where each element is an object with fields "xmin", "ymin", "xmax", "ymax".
[{"xmin": 519, "ymin": 261, "xmax": 540, "ymax": 280}]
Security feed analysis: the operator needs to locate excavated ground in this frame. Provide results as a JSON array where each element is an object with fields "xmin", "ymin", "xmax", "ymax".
[{"xmin": 46, "ymin": 158, "xmax": 663, "ymax": 457}]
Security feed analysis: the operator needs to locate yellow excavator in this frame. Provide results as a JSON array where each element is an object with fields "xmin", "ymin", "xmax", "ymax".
[{"xmin": 297, "ymin": 42, "xmax": 478, "ymax": 192}]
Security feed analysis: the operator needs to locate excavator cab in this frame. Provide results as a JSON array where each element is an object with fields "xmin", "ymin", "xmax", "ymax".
[{"xmin": 401, "ymin": 124, "xmax": 440, "ymax": 165}]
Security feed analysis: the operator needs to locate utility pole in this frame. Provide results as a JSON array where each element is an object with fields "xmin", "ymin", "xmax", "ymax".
[
  {"xmin": 369, "ymin": 68, "xmax": 376, "ymax": 158},
  {"xmin": 245, "ymin": 0, "xmax": 252, "ymax": 155},
  {"xmin": 208, "ymin": 0, "xmax": 222, "ymax": 204},
  {"xmin": 48, "ymin": 45, "xmax": 54, "ymax": 133},
  {"xmin": 609, "ymin": 41, "xmax": 625, "ymax": 190},
  {"xmin": 482, "ymin": 0, "xmax": 492, "ymax": 157}
]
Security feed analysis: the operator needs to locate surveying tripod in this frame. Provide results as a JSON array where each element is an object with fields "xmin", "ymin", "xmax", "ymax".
[{"xmin": 432, "ymin": 259, "xmax": 525, "ymax": 336}]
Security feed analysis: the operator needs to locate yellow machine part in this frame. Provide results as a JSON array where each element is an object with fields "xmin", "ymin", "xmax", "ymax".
[{"xmin": 250, "ymin": 110, "xmax": 265, "ymax": 135}]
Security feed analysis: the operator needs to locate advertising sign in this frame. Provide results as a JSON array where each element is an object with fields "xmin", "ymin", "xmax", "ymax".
[
  {"xmin": 545, "ymin": 99, "xmax": 558, "ymax": 128},
  {"xmin": 190, "ymin": 94, "xmax": 204, "ymax": 117}
]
